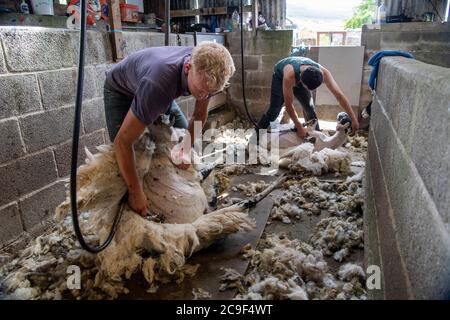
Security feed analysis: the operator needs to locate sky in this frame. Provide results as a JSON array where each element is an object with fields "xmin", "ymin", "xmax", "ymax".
[
  {"xmin": 286, "ymin": 0, "xmax": 363, "ymax": 20},
  {"xmin": 286, "ymin": 0, "xmax": 364, "ymax": 31}
]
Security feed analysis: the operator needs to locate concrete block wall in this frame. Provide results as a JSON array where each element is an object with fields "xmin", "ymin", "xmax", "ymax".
[
  {"xmin": 225, "ymin": 30, "xmax": 293, "ymax": 121},
  {"xmin": 0, "ymin": 27, "xmax": 195, "ymax": 249},
  {"xmin": 365, "ymin": 56, "xmax": 450, "ymax": 299},
  {"xmin": 359, "ymin": 22, "xmax": 450, "ymax": 110}
]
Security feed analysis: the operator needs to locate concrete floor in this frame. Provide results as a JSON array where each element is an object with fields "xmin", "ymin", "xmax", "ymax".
[{"xmin": 120, "ymin": 156, "xmax": 365, "ymax": 299}]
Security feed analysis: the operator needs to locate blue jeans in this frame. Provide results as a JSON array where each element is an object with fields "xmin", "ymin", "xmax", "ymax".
[
  {"xmin": 257, "ymin": 73, "xmax": 319, "ymax": 130},
  {"xmin": 103, "ymin": 84, "xmax": 188, "ymax": 142}
]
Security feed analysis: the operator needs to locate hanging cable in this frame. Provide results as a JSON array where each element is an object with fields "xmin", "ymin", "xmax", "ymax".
[
  {"xmin": 70, "ymin": 0, "xmax": 125, "ymax": 253},
  {"xmin": 240, "ymin": 0, "xmax": 259, "ymax": 129}
]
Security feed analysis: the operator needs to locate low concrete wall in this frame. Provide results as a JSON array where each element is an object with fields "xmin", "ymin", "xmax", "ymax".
[
  {"xmin": 0, "ymin": 27, "xmax": 196, "ymax": 249},
  {"xmin": 365, "ymin": 56, "xmax": 450, "ymax": 299},
  {"xmin": 225, "ymin": 30, "xmax": 293, "ymax": 122},
  {"xmin": 359, "ymin": 22, "xmax": 450, "ymax": 110}
]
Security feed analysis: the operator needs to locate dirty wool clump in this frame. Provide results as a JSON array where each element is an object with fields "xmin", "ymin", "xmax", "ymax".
[
  {"xmin": 310, "ymin": 217, "xmax": 364, "ymax": 262},
  {"xmin": 269, "ymin": 177, "xmax": 364, "ymax": 224},
  {"xmin": 221, "ymin": 234, "xmax": 366, "ymax": 300},
  {"xmin": 0, "ymin": 214, "xmax": 214, "ymax": 300},
  {"xmin": 279, "ymin": 143, "xmax": 352, "ymax": 175},
  {"xmin": 203, "ymin": 118, "xmax": 255, "ymax": 166},
  {"xmin": 214, "ymin": 164, "xmax": 252, "ymax": 195},
  {"xmin": 233, "ymin": 180, "xmax": 270, "ymax": 197},
  {"xmin": 192, "ymin": 287, "xmax": 212, "ymax": 300},
  {"xmin": 346, "ymin": 134, "xmax": 368, "ymax": 153},
  {"xmin": 1, "ymin": 122, "xmax": 256, "ymax": 300},
  {"xmin": 0, "ymin": 219, "xmax": 104, "ymax": 300}
]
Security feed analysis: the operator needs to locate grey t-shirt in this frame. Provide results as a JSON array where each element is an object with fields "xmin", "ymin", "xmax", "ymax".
[{"xmin": 105, "ymin": 46, "xmax": 193, "ymax": 125}]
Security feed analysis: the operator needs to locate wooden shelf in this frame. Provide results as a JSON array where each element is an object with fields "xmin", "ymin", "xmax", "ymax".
[
  {"xmin": 170, "ymin": 5, "xmax": 252, "ymax": 18},
  {"xmin": 171, "ymin": 7, "xmax": 227, "ymax": 18}
]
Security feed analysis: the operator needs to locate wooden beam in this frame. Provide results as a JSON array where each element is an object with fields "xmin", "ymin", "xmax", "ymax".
[
  {"xmin": 107, "ymin": 0, "xmax": 124, "ymax": 61},
  {"xmin": 252, "ymin": 0, "xmax": 258, "ymax": 32},
  {"xmin": 170, "ymin": 7, "xmax": 228, "ymax": 18}
]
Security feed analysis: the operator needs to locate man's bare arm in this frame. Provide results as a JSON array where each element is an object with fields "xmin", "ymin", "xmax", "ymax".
[
  {"xmin": 187, "ymin": 98, "xmax": 209, "ymax": 146},
  {"xmin": 283, "ymin": 65, "xmax": 307, "ymax": 138},
  {"xmin": 114, "ymin": 109, "xmax": 148, "ymax": 215}
]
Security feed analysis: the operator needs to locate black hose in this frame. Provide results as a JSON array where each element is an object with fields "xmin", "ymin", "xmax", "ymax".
[
  {"xmin": 70, "ymin": 0, "xmax": 125, "ymax": 253},
  {"xmin": 240, "ymin": 0, "xmax": 259, "ymax": 130}
]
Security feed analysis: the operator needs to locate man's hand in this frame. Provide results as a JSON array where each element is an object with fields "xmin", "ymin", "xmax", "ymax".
[
  {"xmin": 295, "ymin": 124, "xmax": 309, "ymax": 140},
  {"xmin": 128, "ymin": 188, "xmax": 149, "ymax": 217},
  {"xmin": 351, "ymin": 117, "xmax": 360, "ymax": 133},
  {"xmin": 171, "ymin": 143, "xmax": 191, "ymax": 170}
]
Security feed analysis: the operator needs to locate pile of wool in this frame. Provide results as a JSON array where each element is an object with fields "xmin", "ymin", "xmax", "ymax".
[
  {"xmin": 231, "ymin": 234, "xmax": 328, "ymax": 300},
  {"xmin": 205, "ymin": 119, "xmax": 255, "ymax": 164},
  {"xmin": 345, "ymin": 134, "xmax": 368, "ymax": 153},
  {"xmin": 281, "ymin": 177, "xmax": 364, "ymax": 217},
  {"xmin": 269, "ymin": 203, "xmax": 304, "ymax": 224},
  {"xmin": 0, "ymin": 213, "xmax": 227, "ymax": 300},
  {"xmin": 192, "ymin": 287, "xmax": 212, "ymax": 300},
  {"xmin": 228, "ymin": 234, "xmax": 366, "ymax": 300},
  {"xmin": 334, "ymin": 263, "xmax": 367, "ymax": 300},
  {"xmin": 270, "ymin": 177, "xmax": 336, "ymax": 219},
  {"xmin": 310, "ymin": 217, "xmax": 364, "ymax": 262},
  {"xmin": 327, "ymin": 181, "xmax": 365, "ymax": 217},
  {"xmin": 279, "ymin": 143, "xmax": 351, "ymax": 175},
  {"xmin": 0, "ymin": 218, "xmax": 104, "ymax": 300},
  {"xmin": 1, "ymin": 122, "xmax": 257, "ymax": 300},
  {"xmin": 214, "ymin": 164, "xmax": 252, "ymax": 194},
  {"xmin": 219, "ymin": 267, "xmax": 246, "ymax": 292},
  {"xmin": 233, "ymin": 180, "xmax": 270, "ymax": 196}
]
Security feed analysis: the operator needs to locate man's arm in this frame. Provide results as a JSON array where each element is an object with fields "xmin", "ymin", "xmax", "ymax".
[
  {"xmin": 187, "ymin": 98, "xmax": 209, "ymax": 146},
  {"xmin": 320, "ymin": 66, "xmax": 359, "ymax": 132},
  {"xmin": 283, "ymin": 65, "xmax": 308, "ymax": 139},
  {"xmin": 114, "ymin": 109, "xmax": 148, "ymax": 216},
  {"xmin": 174, "ymin": 98, "xmax": 209, "ymax": 170}
]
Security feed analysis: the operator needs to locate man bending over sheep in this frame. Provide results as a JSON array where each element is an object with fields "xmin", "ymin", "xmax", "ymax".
[
  {"xmin": 103, "ymin": 42, "xmax": 235, "ymax": 216},
  {"xmin": 257, "ymin": 56, "xmax": 359, "ymax": 139}
]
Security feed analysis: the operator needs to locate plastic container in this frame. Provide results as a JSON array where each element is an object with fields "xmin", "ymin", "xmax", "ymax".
[
  {"xmin": 31, "ymin": 0, "xmax": 54, "ymax": 15},
  {"xmin": 120, "ymin": 4, "xmax": 139, "ymax": 22},
  {"xmin": 232, "ymin": 9, "xmax": 240, "ymax": 31},
  {"xmin": 376, "ymin": 2, "xmax": 386, "ymax": 24}
]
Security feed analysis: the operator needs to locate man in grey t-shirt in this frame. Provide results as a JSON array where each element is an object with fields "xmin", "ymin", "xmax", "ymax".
[{"xmin": 103, "ymin": 43, "xmax": 235, "ymax": 216}]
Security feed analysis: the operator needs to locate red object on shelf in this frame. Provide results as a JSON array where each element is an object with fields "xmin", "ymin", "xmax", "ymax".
[
  {"xmin": 119, "ymin": 4, "xmax": 139, "ymax": 22},
  {"xmin": 68, "ymin": 0, "xmax": 97, "ymax": 25}
]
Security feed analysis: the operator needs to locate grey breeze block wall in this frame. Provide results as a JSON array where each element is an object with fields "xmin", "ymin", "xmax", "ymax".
[
  {"xmin": 0, "ymin": 27, "xmax": 196, "ymax": 249},
  {"xmin": 225, "ymin": 30, "xmax": 293, "ymax": 121},
  {"xmin": 364, "ymin": 57, "xmax": 450, "ymax": 299},
  {"xmin": 359, "ymin": 22, "xmax": 450, "ymax": 111}
]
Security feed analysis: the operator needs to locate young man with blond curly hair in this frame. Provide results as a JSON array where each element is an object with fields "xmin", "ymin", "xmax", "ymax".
[{"xmin": 103, "ymin": 42, "xmax": 235, "ymax": 215}]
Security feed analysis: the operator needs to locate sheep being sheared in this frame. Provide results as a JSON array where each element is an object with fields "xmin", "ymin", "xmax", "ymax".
[
  {"xmin": 258, "ymin": 113, "xmax": 352, "ymax": 169},
  {"xmin": 56, "ymin": 119, "xmax": 256, "ymax": 288},
  {"xmin": 306, "ymin": 112, "xmax": 351, "ymax": 152},
  {"xmin": 278, "ymin": 143, "xmax": 351, "ymax": 175}
]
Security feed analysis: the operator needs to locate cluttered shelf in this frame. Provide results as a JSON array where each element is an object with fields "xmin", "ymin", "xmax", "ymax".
[{"xmin": 170, "ymin": 5, "xmax": 252, "ymax": 18}]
